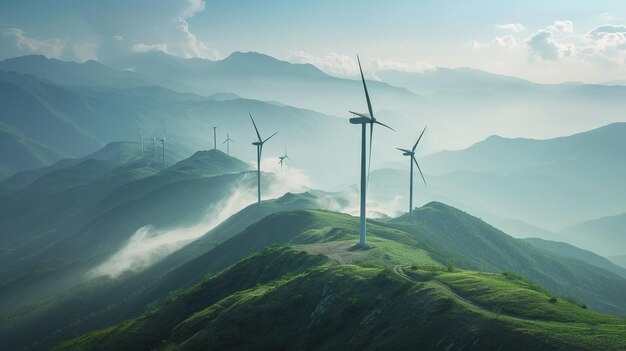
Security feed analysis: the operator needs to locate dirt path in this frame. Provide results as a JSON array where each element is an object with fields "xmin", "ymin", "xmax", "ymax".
[{"xmin": 392, "ymin": 266, "xmax": 626, "ymax": 330}]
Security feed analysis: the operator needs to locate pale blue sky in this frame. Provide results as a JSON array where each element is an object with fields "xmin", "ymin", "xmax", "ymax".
[{"xmin": 1, "ymin": 0, "xmax": 626, "ymax": 82}]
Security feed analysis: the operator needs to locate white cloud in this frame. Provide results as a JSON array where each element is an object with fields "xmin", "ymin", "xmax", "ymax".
[
  {"xmin": 581, "ymin": 24, "xmax": 626, "ymax": 66},
  {"xmin": 287, "ymin": 50, "xmax": 432, "ymax": 77},
  {"xmin": 466, "ymin": 35, "xmax": 519, "ymax": 50},
  {"xmin": 83, "ymin": 0, "xmax": 220, "ymax": 62},
  {"xmin": 89, "ymin": 159, "xmax": 312, "ymax": 278},
  {"xmin": 72, "ymin": 42, "xmax": 99, "ymax": 61},
  {"xmin": 131, "ymin": 42, "xmax": 168, "ymax": 53},
  {"xmin": 547, "ymin": 20, "xmax": 574, "ymax": 33},
  {"xmin": 526, "ymin": 29, "xmax": 573, "ymax": 61},
  {"xmin": 288, "ymin": 50, "xmax": 358, "ymax": 76},
  {"xmin": 1, "ymin": 27, "xmax": 65, "ymax": 58},
  {"xmin": 495, "ymin": 23, "xmax": 525, "ymax": 32},
  {"xmin": 170, "ymin": 17, "xmax": 221, "ymax": 59},
  {"xmin": 129, "ymin": 17, "xmax": 220, "ymax": 60},
  {"xmin": 369, "ymin": 57, "xmax": 433, "ymax": 74},
  {"xmin": 181, "ymin": 0, "xmax": 206, "ymax": 18}
]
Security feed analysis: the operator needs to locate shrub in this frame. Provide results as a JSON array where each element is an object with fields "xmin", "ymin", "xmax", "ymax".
[{"xmin": 549, "ymin": 296, "xmax": 558, "ymax": 303}]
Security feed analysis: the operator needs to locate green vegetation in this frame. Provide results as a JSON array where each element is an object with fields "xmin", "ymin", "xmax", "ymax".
[
  {"xmin": 386, "ymin": 202, "xmax": 626, "ymax": 316},
  {"xmin": 58, "ymin": 248, "xmax": 626, "ymax": 351},
  {"xmin": 4, "ymin": 199, "xmax": 626, "ymax": 350}
]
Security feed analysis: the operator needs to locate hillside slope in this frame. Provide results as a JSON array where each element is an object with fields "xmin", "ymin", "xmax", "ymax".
[{"xmin": 59, "ymin": 247, "xmax": 626, "ymax": 351}]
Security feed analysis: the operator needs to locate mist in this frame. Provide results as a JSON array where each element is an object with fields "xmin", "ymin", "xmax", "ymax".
[{"xmin": 89, "ymin": 160, "xmax": 312, "ymax": 278}]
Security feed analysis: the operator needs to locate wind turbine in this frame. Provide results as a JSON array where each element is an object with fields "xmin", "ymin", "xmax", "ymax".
[
  {"xmin": 396, "ymin": 126, "xmax": 427, "ymax": 213},
  {"xmin": 212, "ymin": 125, "xmax": 219, "ymax": 150},
  {"xmin": 159, "ymin": 129, "xmax": 167, "ymax": 169},
  {"xmin": 151, "ymin": 134, "xmax": 158, "ymax": 161},
  {"xmin": 223, "ymin": 133, "xmax": 235, "ymax": 155},
  {"xmin": 278, "ymin": 144, "xmax": 291, "ymax": 172},
  {"xmin": 349, "ymin": 55, "xmax": 394, "ymax": 247},
  {"xmin": 249, "ymin": 113, "xmax": 278, "ymax": 204},
  {"xmin": 139, "ymin": 131, "xmax": 144, "ymax": 154}
]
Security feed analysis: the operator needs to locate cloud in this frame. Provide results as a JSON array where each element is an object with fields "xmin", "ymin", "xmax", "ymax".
[
  {"xmin": 466, "ymin": 35, "xmax": 519, "ymax": 50},
  {"xmin": 83, "ymin": 0, "xmax": 220, "ymax": 62},
  {"xmin": 1, "ymin": 27, "xmax": 65, "ymax": 58},
  {"xmin": 168, "ymin": 17, "xmax": 221, "ymax": 59},
  {"xmin": 131, "ymin": 42, "xmax": 168, "ymax": 54},
  {"xmin": 72, "ymin": 42, "xmax": 99, "ymax": 61},
  {"xmin": 88, "ymin": 183, "xmax": 257, "ymax": 278},
  {"xmin": 547, "ymin": 20, "xmax": 574, "ymax": 33},
  {"xmin": 288, "ymin": 50, "xmax": 358, "ymax": 76},
  {"xmin": 495, "ymin": 23, "xmax": 525, "ymax": 32},
  {"xmin": 581, "ymin": 24, "xmax": 626, "ymax": 66},
  {"xmin": 287, "ymin": 50, "xmax": 432, "ymax": 77},
  {"xmin": 89, "ymin": 160, "xmax": 311, "ymax": 278},
  {"xmin": 526, "ymin": 29, "xmax": 573, "ymax": 60},
  {"xmin": 181, "ymin": 0, "xmax": 206, "ymax": 18}
]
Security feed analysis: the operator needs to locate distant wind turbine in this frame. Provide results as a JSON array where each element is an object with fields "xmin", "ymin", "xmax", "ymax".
[
  {"xmin": 223, "ymin": 133, "xmax": 235, "ymax": 155},
  {"xmin": 249, "ymin": 113, "xmax": 278, "ymax": 204},
  {"xmin": 212, "ymin": 125, "xmax": 219, "ymax": 150},
  {"xmin": 139, "ymin": 130, "xmax": 144, "ymax": 154},
  {"xmin": 396, "ymin": 126, "xmax": 427, "ymax": 213},
  {"xmin": 151, "ymin": 134, "xmax": 158, "ymax": 161},
  {"xmin": 159, "ymin": 129, "xmax": 167, "ymax": 169},
  {"xmin": 278, "ymin": 144, "xmax": 291, "ymax": 172},
  {"xmin": 349, "ymin": 55, "xmax": 394, "ymax": 247}
]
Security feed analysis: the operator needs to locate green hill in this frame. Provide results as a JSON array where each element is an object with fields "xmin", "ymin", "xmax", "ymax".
[
  {"xmin": 386, "ymin": 203, "xmax": 626, "ymax": 316},
  {"xmin": 5, "ymin": 203, "xmax": 626, "ymax": 350},
  {"xmin": 0, "ymin": 193, "xmax": 327, "ymax": 351},
  {"xmin": 58, "ymin": 247, "xmax": 626, "ymax": 351},
  {"xmin": 0, "ymin": 148, "xmax": 252, "ymax": 313}
]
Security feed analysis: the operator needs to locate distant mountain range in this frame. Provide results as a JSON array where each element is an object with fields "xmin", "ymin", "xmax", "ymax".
[
  {"xmin": 0, "ymin": 64, "xmax": 358, "ymax": 187},
  {"xmin": 0, "ymin": 146, "xmax": 251, "ymax": 311},
  {"xmin": 559, "ymin": 212, "xmax": 626, "ymax": 257},
  {"xmin": 416, "ymin": 123, "xmax": 626, "ymax": 232}
]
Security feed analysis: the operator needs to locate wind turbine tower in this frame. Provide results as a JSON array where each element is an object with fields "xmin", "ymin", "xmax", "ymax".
[
  {"xmin": 223, "ymin": 133, "xmax": 235, "ymax": 155},
  {"xmin": 212, "ymin": 125, "xmax": 219, "ymax": 150},
  {"xmin": 249, "ymin": 113, "xmax": 278, "ymax": 204},
  {"xmin": 349, "ymin": 56, "xmax": 394, "ymax": 247},
  {"xmin": 139, "ymin": 131, "xmax": 144, "ymax": 154},
  {"xmin": 278, "ymin": 144, "xmax": 291, "ymax": 172},
  {"xmin": 151, "ymin": 135, "xmax": 158, "ymax": 161},
  {"xmin": 159, "ymin": 129, "xmax": 167, "ymax": 169},
  {"xmin": 396, "ymin": 127, "xmax": 427, "ymax": 213}
]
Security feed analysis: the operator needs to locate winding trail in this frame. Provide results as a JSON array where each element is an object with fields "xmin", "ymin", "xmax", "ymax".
[{"xmin": 392, "ymin": 266, "xmax": 626, "ymax": 330}]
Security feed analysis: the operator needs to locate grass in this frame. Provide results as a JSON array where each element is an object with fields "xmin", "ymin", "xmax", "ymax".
[{"xmin": 58, "ymin": 246, "xmax": 626, "ymax": 351}]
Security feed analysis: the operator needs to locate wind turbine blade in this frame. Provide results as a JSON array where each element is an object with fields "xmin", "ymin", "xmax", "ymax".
[
  {"xmin": 412, "ymin": 126, "xmax": 427, "ymax": 152},
  {"xmin": 249, "ymin": 113, "xmax": 262, "ymax": 142},
  {"xmin": 263, "ymin": 131, "xmax": 278, "ymax": 143},
  {"xmin": 357, "ymin": 55, "xmax": 375, "ymax": 120},
  {"xmin": 413, "ymin": 156, "xmax": 427, "ymax": 186},
  {"xmin": 396, "ymin": 148, "xmax": 412, "ymax": 153},
  {"xmin": 223, "ymin": 139, "xmax": 228, "ymax": 144},
  {"xmin": 367, "ymin": 122, "xmax": 373, "ymax": 188},
  {"xmin": 349, "ymin": 111, "xmax": 372, "ymax": 119},
  {"xmin": 374, "ymin": 120, "xmax": 395, "ymax": 131},
  {"xmin": 286, "ymin": 156, "xmax": 292, "ymax": 161}
]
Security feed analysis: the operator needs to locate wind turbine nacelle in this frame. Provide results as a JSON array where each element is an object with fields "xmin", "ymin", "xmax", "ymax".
[
  {"xmin": 252, "ymin": 141, "xmax": 262, "ymax": 146},
  {"xmin": 403, "ymin": 152, "xmax": 413, "ymax": 156},
  {"xmin": 349, "ymin": 116, "xmax": 371, "ymax": 124}
]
